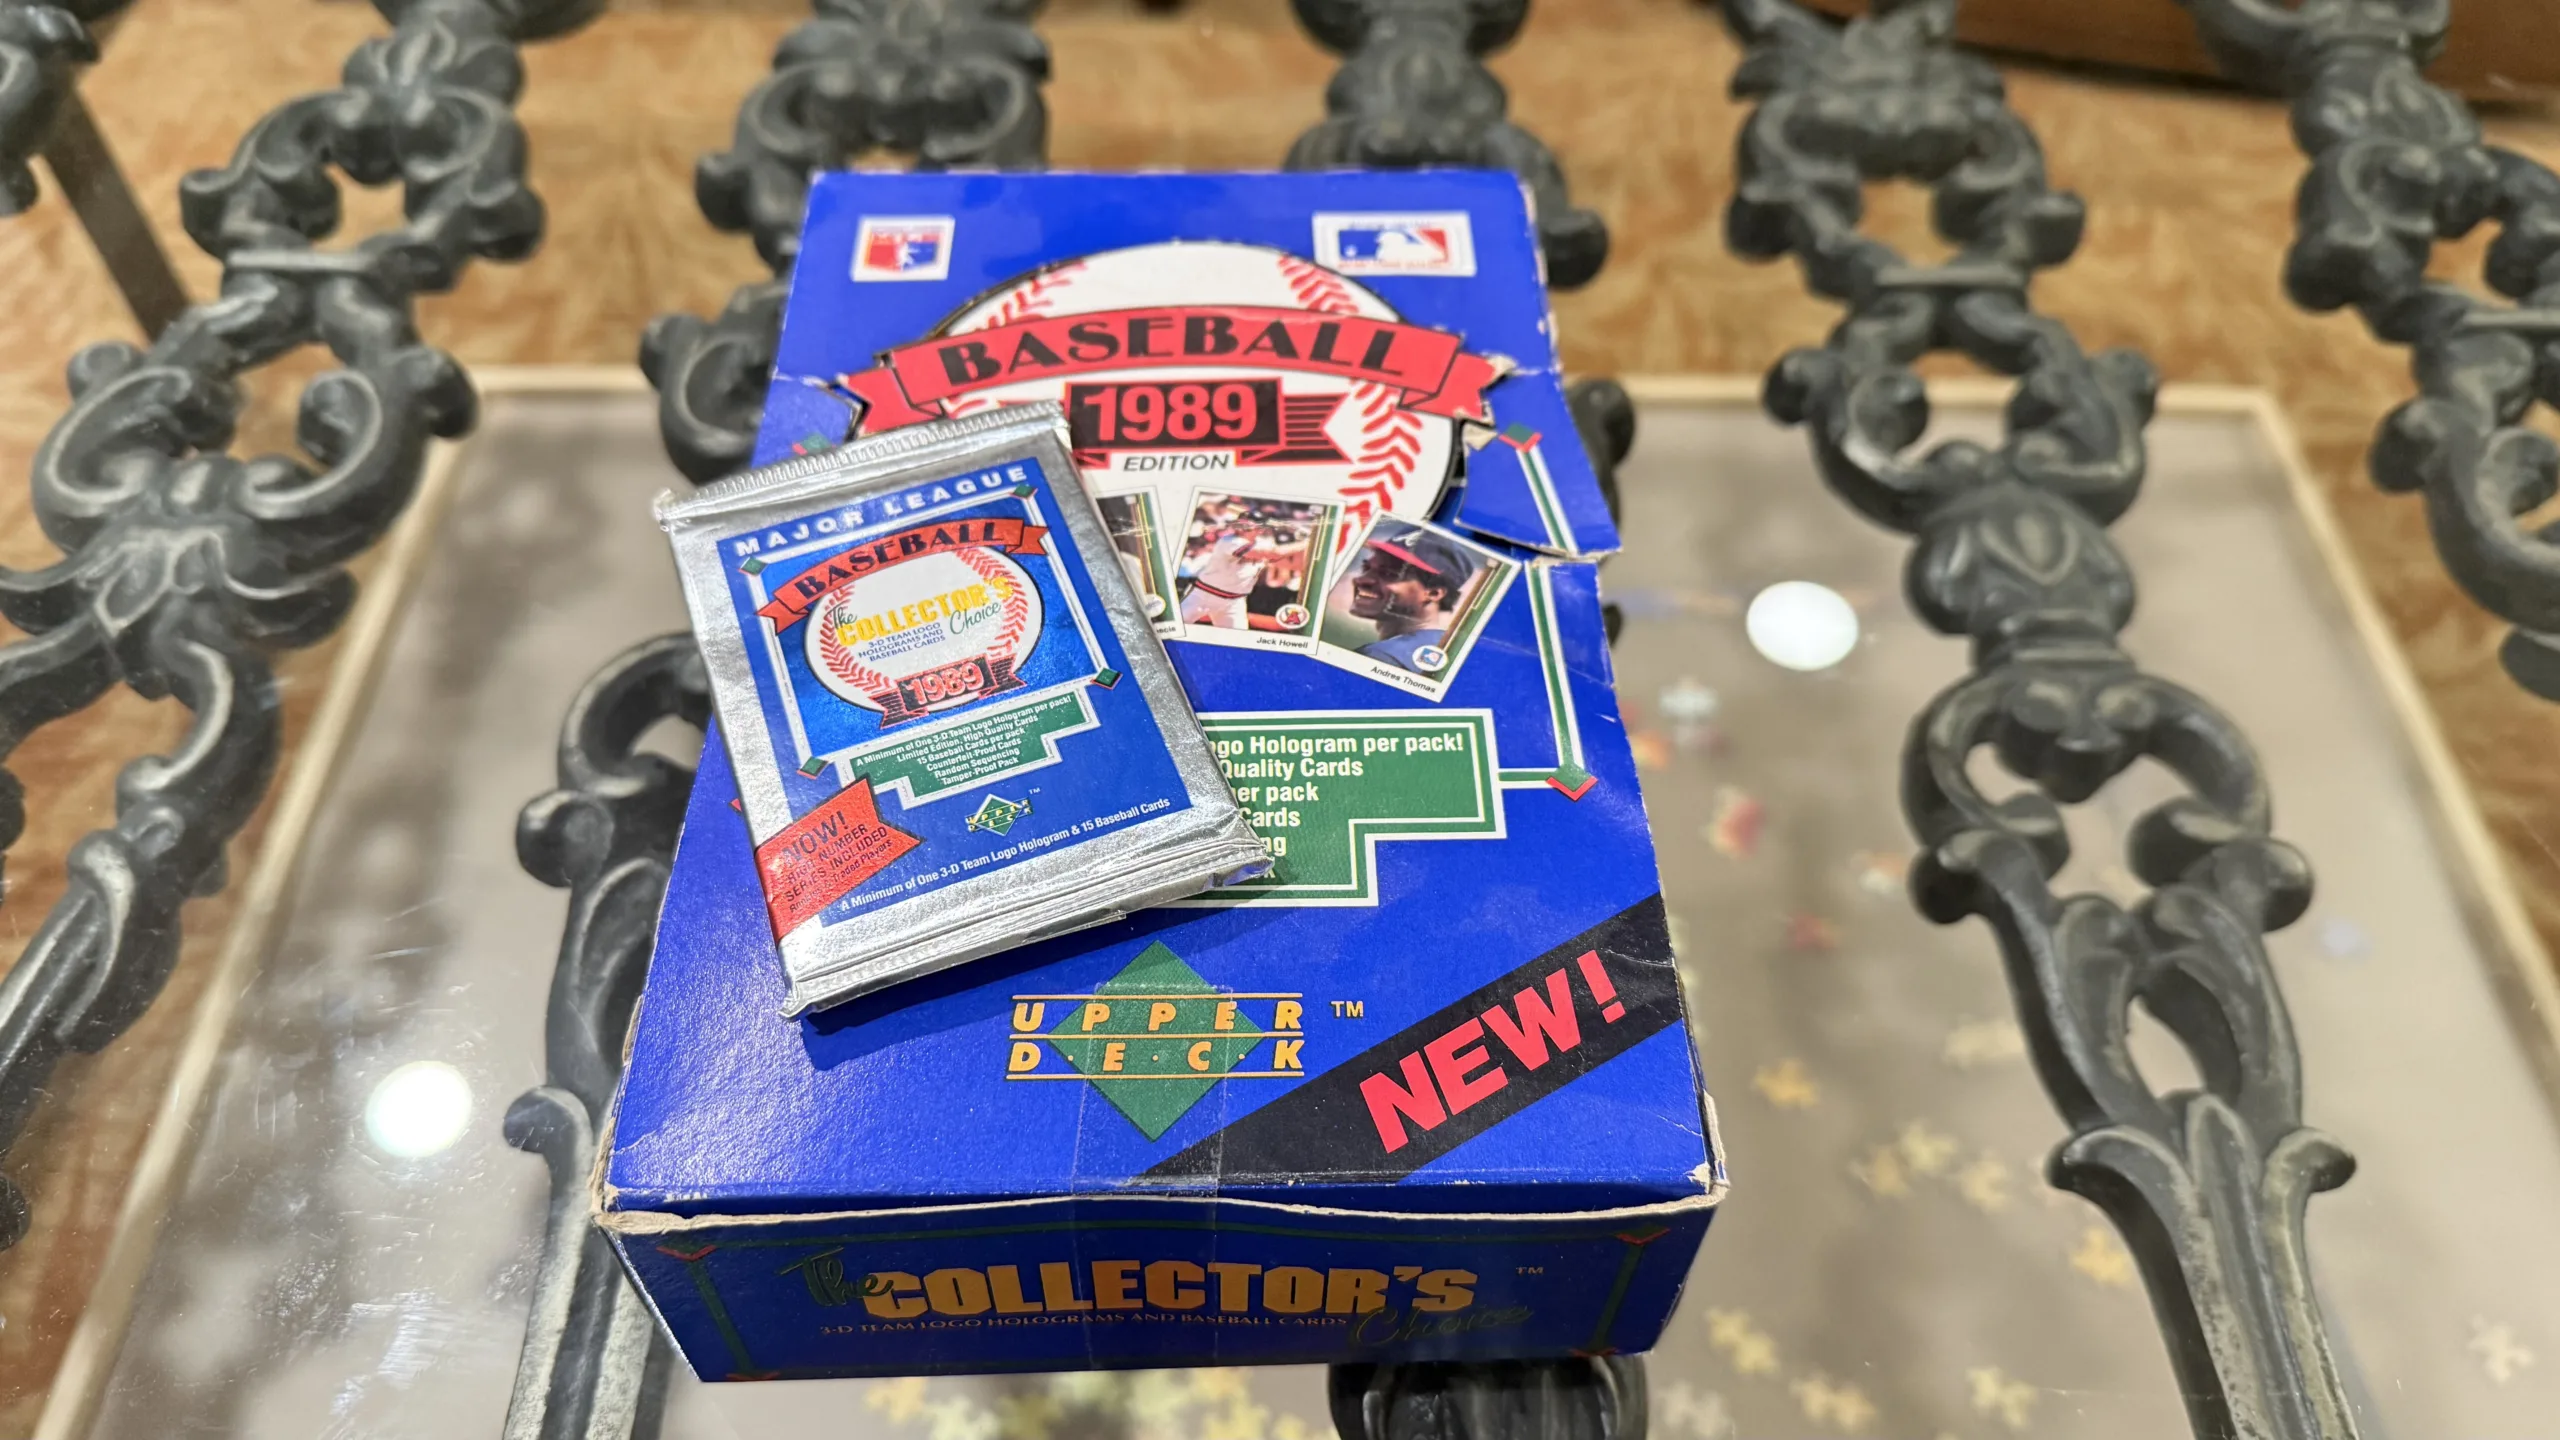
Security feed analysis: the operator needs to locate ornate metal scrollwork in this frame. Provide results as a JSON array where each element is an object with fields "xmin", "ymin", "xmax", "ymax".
[
  {"xmin": 2174, "ymin": 0, "xmax": 2560, "ymax": 701},
  {"xmin": 1569, "ymin": 377, "xmax": 1632, "ymax": 519},
  {"xmin": 1330, "ymin": 1357, "xmax": 1646, "ymax": 1440},
  {"xmin": 1723, "ymin": 2, "xmax": 2357, "ymax": 1436},
  {"xmin": 0, "ymin": 0, "xmax": 119, "ymax": 214},
  {"xmin": 1570, "ymin": 377, "xmax": 1631, "ymax": 649},
  {"xmin": 1284, "ymin": 0, "xmax": 1607, "ymax": 290},
  {"xmin": 2, "ymin": 2, "xmax": 193, "ymax": 334},
  {"xmin": 505, "ymin": 634, "xmax": 708, "ymax": 1440},
  {"xmin": 0, "ymin": 0, "xmax": 602, "ymax": 1255},
  {"xmin": 642, "ymin": 279, "xmax": 790, "ymax": 488},
  {"xmin": 642, "ymin": 0, "xmax": 1051, "ymax": 483}
]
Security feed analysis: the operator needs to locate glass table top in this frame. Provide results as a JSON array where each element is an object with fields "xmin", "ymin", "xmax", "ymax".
[{"xmin": 19, "ymin": 379, "xmax": 2559, "ymax": 1439}]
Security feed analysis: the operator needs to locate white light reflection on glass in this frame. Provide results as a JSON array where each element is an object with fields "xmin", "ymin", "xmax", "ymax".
[
  {"xmin": 1745, "ymin": 580, "xmax": 1860, "ymax": 672},
  {"xmin": 364, "ymin": 1060, "xmax": 473, "ymax": 1159}
]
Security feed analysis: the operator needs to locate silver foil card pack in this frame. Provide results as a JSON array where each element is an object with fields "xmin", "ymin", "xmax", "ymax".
[{"xmin": 658, "ymin": 405, "xmax": 1269, "ymax": 1016}]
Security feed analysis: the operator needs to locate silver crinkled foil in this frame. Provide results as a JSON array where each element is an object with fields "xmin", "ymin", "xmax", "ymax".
[{"xmin": 659, "ymin": 404, "xmax": 1268, "ymax": 1016}]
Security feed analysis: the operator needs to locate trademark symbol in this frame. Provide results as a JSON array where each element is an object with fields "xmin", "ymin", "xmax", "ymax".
[
  {"xmin": 1516, "ymin": 1266, "xmax": 1544, "ymax": 1276},
  {"xmin": 1332, "ymin": 999, "xmax": 1364, "ymax": 1018}
]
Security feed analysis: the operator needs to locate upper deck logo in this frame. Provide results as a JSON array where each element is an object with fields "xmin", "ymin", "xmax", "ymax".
[
  {"xmin": 1005, "ymin": 942, "xmax": 1306, "ymax": 1139},
  {"xmin": 853, "ymin": 216, "xmax": 955, "ymax": 281},
  {"xmin": 1315, "ymin": 213, "xmax": 1475, "ymax": 277}
]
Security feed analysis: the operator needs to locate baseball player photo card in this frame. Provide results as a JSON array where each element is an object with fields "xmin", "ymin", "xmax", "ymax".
[
  {"xmin": 658, "ymin": 405, "xmax": 1268, "ymax": 1016},
  {"xmin": 1315, "ymin": 516, "xmax": 1519, "ymax": 700},
  {"xmin": 1092, "ymin": 488, "xmax": 1179, "ymax": 632},
  {"xmin": 1173, "ymin": 488, "xmax": 1341, "ymax": 653}
]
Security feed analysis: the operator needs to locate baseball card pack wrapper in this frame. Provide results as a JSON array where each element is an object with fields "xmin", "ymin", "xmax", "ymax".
[
  {"xmin": 658, "ymin": 406, "xmax": 1270, "ymax": 1015},
  {"xmin": 603, "ymin": 171, "xmax": 1724, "ymax": 1381}
]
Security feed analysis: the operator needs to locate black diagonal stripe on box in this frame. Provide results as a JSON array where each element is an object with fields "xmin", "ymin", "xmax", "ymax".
[{"xmin": 1139, "ymin": 895, "xmax": 1679, "ymax": 1185}]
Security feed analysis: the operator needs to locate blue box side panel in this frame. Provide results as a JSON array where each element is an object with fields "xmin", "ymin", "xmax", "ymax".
[{"xmin": 616, "ymin": 1198, "xmax": 1712, "ymax": 1381}]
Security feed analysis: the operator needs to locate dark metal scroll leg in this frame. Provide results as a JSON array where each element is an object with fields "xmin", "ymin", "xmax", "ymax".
[
  {"xmin": 1329, "ymin": 1355, "xmax": 1648, "ymax": 1440},
  {"xmin": 1717, "ymin": 4, "xmax": 2355, "ymax": 1434},
  {"xmin": 37, "ymin": 87, "xmax": 186, "ymax": 337}
]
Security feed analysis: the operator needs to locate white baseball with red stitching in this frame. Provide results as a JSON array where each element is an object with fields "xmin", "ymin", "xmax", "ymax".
[
  {"xmin": 806, "ymin": 548, "xmax": 1043, "ymax": 715},
  {"xmin": 936, "ymin": 242, "xmax": 1458, "ymax": 547}
]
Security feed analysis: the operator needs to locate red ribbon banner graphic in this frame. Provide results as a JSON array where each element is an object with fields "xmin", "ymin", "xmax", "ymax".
[
  {"xmin": 755, "ymin": 517, "xmax": 1048, "ymax": 628},
  {"xmin": 755, "ymin": 779, "xmax": 920, "ymax": 936},
  {"xmin": 835, "ymin": 304, "xmax": 1507, "ymax": 433}
]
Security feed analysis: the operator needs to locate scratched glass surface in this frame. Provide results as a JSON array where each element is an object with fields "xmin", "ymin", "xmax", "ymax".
[{"xmin": 56, "ymin": 388, "xmax": 2560, "ymax": 1438}]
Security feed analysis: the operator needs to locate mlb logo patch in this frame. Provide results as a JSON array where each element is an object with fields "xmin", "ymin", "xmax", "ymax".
[
  {"xmin": 1314, "ymin": 212, "xmax": 1475, "ymax": 276},
  {"xmin": 852, "ymin": 216, "xmax": 956, "ymax": 281}
]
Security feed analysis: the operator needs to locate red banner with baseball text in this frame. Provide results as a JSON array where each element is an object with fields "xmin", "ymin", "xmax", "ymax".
[
  {"xmin": 836, "ymin": 305, "xmax": 1507, "ymax": 435},
  {"xmin": 756, "ymin": 517, "xmax": 1048, "ymax": 629},
  {"xmin": 755, "ymin": 779, "xmax": 920, "ymax": 936}
]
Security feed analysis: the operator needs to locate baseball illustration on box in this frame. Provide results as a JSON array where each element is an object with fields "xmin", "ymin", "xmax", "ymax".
[
  {"xmin": 609, "ymin": 172, "xmax": 1720, "ymax": 1382},
  {"xmin": 758, "ymin": 486, "xmax": 1058, "ymax": 739},
  {"xmin": 848, "ymin": 235, "xmax": 1507, "ymax": 610}
]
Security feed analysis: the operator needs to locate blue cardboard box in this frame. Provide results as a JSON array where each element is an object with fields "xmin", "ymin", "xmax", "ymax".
[{"xmin": 602, "ymin": 171, "xmax": 1723, "ymax": 1381}]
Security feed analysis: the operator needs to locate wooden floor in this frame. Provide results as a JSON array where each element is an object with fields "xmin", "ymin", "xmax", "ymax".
[{"xmin": 4, "ymin": 0, "xmax": 2559, "ymax": 1424}]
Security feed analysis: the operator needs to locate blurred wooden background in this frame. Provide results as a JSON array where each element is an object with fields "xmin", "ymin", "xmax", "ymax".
[{"xmin": 3, "ymin": 0, "xmax": 2559, "ymax": 1427}]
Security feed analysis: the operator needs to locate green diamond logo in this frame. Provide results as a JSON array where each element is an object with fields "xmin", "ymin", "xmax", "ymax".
[
  {"xmin": 1091, "ymin": 667, "xmax": 1121, "ymax": 689},
  {"xmin": 1048, "ymin": 943, "xmax": 1263, "ymax": 1139},
  {"xmin": 798, "ymin": 754, "xmax": 830, "ymax": 777},
  {"xmin": 968, "ymin": 794, "xmax": 1031, "ymax": 835},
  {"xmin": 739, "ymin": 556, "xmax": 767, "ymax": 576}
]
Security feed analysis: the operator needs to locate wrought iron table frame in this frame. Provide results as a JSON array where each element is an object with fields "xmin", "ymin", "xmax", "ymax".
[{"xmin": 6, "ymin": 1, "xmax": 2558, "ymax": 1436}]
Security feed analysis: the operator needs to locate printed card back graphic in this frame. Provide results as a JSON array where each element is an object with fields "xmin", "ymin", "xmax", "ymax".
[
  {"xmin": 853, "ymin": 216, "xmax": 955, "ymax": 281},
  {"xmin": 1315, "ymin": 213, "xmax": 1476, "ymax": 277}
]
